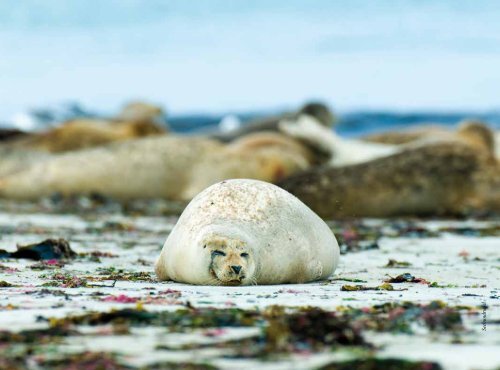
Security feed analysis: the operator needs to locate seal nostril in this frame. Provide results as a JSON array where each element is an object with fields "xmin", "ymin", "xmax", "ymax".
[{"xmin": 231, "ymin": 265, "xmax": 242, "ymax": 274}]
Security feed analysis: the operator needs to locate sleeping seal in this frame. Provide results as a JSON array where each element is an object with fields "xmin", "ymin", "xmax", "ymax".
[{"xmin": 155, "ymin": 179, "xmax": 339, "ymax": 285}]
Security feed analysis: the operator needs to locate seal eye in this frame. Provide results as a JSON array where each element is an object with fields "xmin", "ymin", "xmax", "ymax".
[
  {"xmin": 212, "ymin": 250, "xmax": 226, "ymax": 257},
  {"xmin": 240, "ymin": 253, "xmax": 249, "ymax": 258}
]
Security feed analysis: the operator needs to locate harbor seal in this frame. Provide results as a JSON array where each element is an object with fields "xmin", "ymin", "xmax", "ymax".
[
  {"xmin": 211, "ymin": 102, "xmax": 335, "ymax": 142},
  {"xmin": 361, "ymin": 125, "xmax": 450, "ymax": 145},
  {"xmin": 0, "ymin": 133, "xmax": 315, "ymax": 201},
  {"xmin": 278, "ymin": 142, "xmax": 491, "ymax": 218},
  {"xmin": 0, "ymin": 119, "xmax": 167, "ymax": 176},
  {"xmin": 279, "ymin": 115, "xmax": 497, "ymax": 167},
  {"xmin": 155, "ymin": 179, "xmax": 339, "ymax": 285},
  {"xmin": 361, "ymin": 120, "xmax": 496, "ymax": 155},
  {"xmin": 2, "ymin": 117, "xmax": 167, "ymax": 154},
  {"xmin": 279, "ymin": 114, "xmax": 399, "ymax": 166},
  {"xmin": 0, "ymin": 101, "xmax": 167, "ymax": 154}
]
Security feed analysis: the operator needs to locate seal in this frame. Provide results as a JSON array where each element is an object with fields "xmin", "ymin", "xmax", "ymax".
[
  {"xmin": 279, "ymin": 116, "xmax": 497, "ymax": 167},
  {"xmin": 279, "ymin": 114, "xmax": 399, "ymax": 166},
  {"xmin": 155, "ymin": 179, "xmax": 339, "ymax": 285},
  {"xmin": 278, "ymin": 141, "xmax": 492, "ymax": 218},
  {"xmin": 211, "ymin": 102, "xmax": 335, "ymax": 142},
  {"xmin": 361, "ymin": 125, "xmax": 449, "ymax": 145},
  {"xmin": 362, "ymin": 120, "xmax": 497, "ymax": 156},
  {"xmin": 4, "ymin": 117, "xmax": 167, "ymax": 154},
  {"xmin": 0, "ymin": 147, "xmax": 52, "ymax": 177},
  {"xmin": 0, "ymin": 133, "xmax": 315, "ymax": 201},
  {"xmin": 1, "ymin": 101, "xmax": 167, "ymax": 154}
]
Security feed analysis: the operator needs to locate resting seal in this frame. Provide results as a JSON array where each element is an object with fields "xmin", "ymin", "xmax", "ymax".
[
  {"xmin": 0, "ymin": 133, "xmax": 315, "ymax": 201},
  {"xmin": 211, "ymin": 102, "xmax": 335, "ymax": 142},
  {"xmin": 280, "ymin": 115, "xmax": 497, "ymax": 167},
  {"xmin": 0, "ymin": 100, "xmax": 167, "ymax": 157},
  {"xmin": 279, "ymin": 141, "xmax": 493, "ymax": 218},
  {"xmin": 155, "ymin": 179, "xmax": 339, "ymax": 285}
]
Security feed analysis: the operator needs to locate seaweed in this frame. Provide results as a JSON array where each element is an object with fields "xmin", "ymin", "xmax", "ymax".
[
  {"xmin": 384, "ymin": 273, "xmax": 430, "ymax": 284},
  {"xmin": 30, "ymin": 259, "xmax": 67, "ymax": 270},
  {"xmin": 41, "ymin": 272, "xmax": 88, "ymax": 288},
  {"xmin": 37, "ymin": 352, "xmax": 131, "ymax": 370},
  {"xmin": 0, "ymin": 239, "xmax": 76, "ymax": 261},
  {"xmin": 93, "ymin": 267, "xmax": 154, "ymax": 282},
  {"xmin": 385, "ymin": 259, "xmax": 412, "ymax": 268},
  {"xmin": 439, "ymin": 225, "xmax": 500, "ymax": 237},
  {"xmin": 78, "ymin": 251, "xmax": 119, "ymax": 262},
  {"xmin": 264, "ymin": 306, "xmax": 366, "ymax": 352},
  {"xmin": 428, "ymin": 282, "xmax": 459, "ymax": 288},
  {"xmin": 341, "ymin": 283, "xmax": 399, "ymax": 291},
  {"xmin": 49, "ymin": 307, "xmax": 260, "ymax": 329},
  {"xmin": 317, "ymin": 358, "xmax": 442, "ymax": 370},
  {"xmin": 145, "ymin": 362, "xmax": 217, "ymax": 370},
  {"xmin": 101, "ymin": 294, "xmax": 140, "ymax": 303},
  {"xmin": 0, "ymin": 326, "xmax": 78, "ymax": 344},
  {"xmin": 330, "ymin": 277, "xmax": 368, "ymax": 283},
  {"xmin": 337, "ymin": 301, "xmax": 464, "ymax": 333}
]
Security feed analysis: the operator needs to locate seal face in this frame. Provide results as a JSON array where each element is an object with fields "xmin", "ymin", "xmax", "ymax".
[
  {"xmin": 155, "ymin": 179, "xmax": 339, "ymax": 285},
  {"xmin": 204, "ymin": 235, "xmax": 256, "ymax": 286}
]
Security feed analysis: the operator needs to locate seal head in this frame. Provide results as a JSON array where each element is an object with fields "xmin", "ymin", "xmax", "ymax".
[{"xmin": 203, "ymin": 234, "xmax": 256, "ymax": 286}]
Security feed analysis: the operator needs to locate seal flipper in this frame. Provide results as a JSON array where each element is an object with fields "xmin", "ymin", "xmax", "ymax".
[{"xmin": 154, "ymin": 252, "xmax": 171, "ymax": 281}]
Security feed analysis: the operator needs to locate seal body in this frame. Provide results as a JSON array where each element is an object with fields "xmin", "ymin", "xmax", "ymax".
[
  {"xmin": 279, "ymin": 142, "xmax": 491, "ymax": 218},
  {"xmin": 0, "ymin": 134, "xmax": 313, "ymax": 201},
  {"xmin": 211, "ymin": 102, "xmax": 334, "ymax": 142},
  {"xmin": 3, "ymin": 118, "xmax": 166, "ymax": 154},
  {"xmin": 279, "ymin": 115, "xmax": 399, "ymax": 166},
  {"xmin": 155, "ymin": 179, "xmax": 339, "ymax": 285}
]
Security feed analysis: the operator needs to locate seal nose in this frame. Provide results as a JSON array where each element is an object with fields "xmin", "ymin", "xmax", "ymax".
[{"xmin": 231, "ymin": 265, "xmax": 242, "ymax": 274}]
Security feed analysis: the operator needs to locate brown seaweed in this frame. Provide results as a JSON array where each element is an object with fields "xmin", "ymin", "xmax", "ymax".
[{"xmin": 0, "ymin": 239, "xmax": 76, "ymax": 261}]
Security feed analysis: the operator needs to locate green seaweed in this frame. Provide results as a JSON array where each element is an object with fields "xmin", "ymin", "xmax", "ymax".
[{"xmin": 317, "ymin": 358, "xmax": 442, "ymax": 370}]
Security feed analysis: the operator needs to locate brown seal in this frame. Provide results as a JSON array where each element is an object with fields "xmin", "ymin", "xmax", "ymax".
[
  {"xmin": 1, "ymin": 101, "xmax": 167, "ymax": 154},
  {"xmin": 278, "ymin": 142, "xmax": 492, "ymax": 218}
]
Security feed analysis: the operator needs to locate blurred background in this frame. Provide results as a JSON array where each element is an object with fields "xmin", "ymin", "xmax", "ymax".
[{"xmin": 1, "ymin": 0, "xmax": 500, "ymax": 135}]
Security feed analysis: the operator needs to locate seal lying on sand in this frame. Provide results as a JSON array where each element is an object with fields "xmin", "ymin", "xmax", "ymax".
[
  {"xmin": 361, "ymin": 119, "xmax": 498, "ymax": 158},
  {"xmin": 4, "ymin": 119, "xmax": 166, "ymax": 153},
  {"xmin": 0, "ymin": 133, "xmax": 316, "ymax": 201},
  {"xmin": 361, "ymin": 125, "xmax": 450, "ymax": 145},
  {"xmin": 280, "ymin": 116, "xmax": 497, "ymax": 167},
  {"xmin": 0, "ymin": 101, "xmax": 168, "ymax": 176},
  {"xmin": 155, "ymin": 179, "xmax": 339, "ymax": 285},
  {"xmin": 279, "ymin": 115, "xmax": 398, "ymax": 166},
  {"xmin": 211, "ymin": 102, "xmax": 335, "ymax": 142},
  {"xmin": 2, "ymin": 102, "xmax": 167, "ymax": 154},
  {"xmin": 279, "ymin": 142, "xmax": 493, "ymax": 218}
]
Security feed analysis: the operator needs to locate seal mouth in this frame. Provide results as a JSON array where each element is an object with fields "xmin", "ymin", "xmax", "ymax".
[
  {"xmin": 221, "ymin": 279, "xmax": 243, "ymax": 286},
  {"xmin": 209, "ymin": 268, "xmax": 245, "ymax": 286}
]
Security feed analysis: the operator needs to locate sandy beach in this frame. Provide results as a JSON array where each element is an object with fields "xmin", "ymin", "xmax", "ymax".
[{"xmin": 0, "ymin": 200, "xmax": 498, "ymax": 369}]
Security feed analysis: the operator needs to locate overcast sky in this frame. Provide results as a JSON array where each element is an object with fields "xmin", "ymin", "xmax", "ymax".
[{"xmin": 1, "ymin": 0, "xmax": 500, "ymax": 119}]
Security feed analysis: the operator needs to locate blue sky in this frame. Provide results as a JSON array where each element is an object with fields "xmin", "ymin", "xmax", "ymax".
[{"xmin": 1, "ymin": 0, "xmax": 500, "ymax": 118}]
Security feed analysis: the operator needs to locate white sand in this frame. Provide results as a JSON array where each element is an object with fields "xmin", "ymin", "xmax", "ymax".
[{"xmin": 0, "ymin": 211, "xmax": 498, "ymax": 370}]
